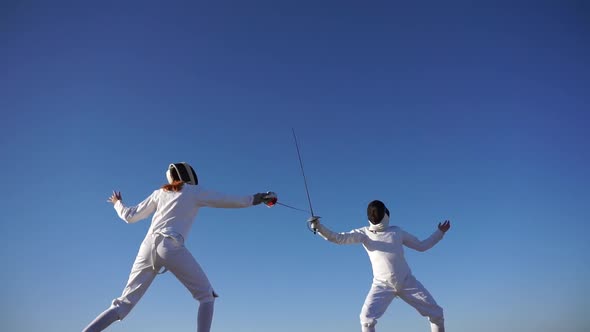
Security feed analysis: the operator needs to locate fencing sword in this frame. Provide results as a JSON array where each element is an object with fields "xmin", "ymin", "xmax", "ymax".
[
  {"xmin": 261, "ymin": 193, "xmax": 310, "ymax": 214},
  {"xmin": 291, "ymin": 128, "xmax": 319, "ymax": 234},
  {"xmin": 276, "ymin": 201, "xmax": 310, "ymax": 214},
  {"xmin": 260, "ymin": 129, "xmax": 318, "ymax": 233}
]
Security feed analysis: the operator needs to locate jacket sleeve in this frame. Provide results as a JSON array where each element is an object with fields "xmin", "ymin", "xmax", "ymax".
[
  {"xmin": 113, "ymin": 191, "xmax": 158, "ymax": 224},
  {"xmin": 316, "ymin": 223, "xmax": 367, "ymax": 245},
  {"xmin": 402, "ymin": 228, "xmax": 444, "ymax": 252},
  {"xmin": 195, "ymin": 188, "xmax": 254, "ymax": 208}
]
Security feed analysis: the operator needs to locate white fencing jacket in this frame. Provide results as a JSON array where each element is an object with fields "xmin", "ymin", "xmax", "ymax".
[
  {"xmin": 316, "ymin": 223, "xmax": 444, "ymax": 290},
  {"xmin": 114, "ymin": 185, "xmax": 253, "ymax": 241}
]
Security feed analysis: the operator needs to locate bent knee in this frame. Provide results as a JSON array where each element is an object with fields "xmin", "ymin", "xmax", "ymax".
[
  {"xmin": 360, "ymin": 319, "xmax": 377, "ymax": 332},
  {"xmin": 360, "ymin": 315, "xmax": 377, "ymax": 328},
  {"xmin": 196, "ymin": 290, "xmax": 218, "ymax": 304},
  {"xmin": 110, "ymin": 300, "xmax": 131, "ymax": 320}
]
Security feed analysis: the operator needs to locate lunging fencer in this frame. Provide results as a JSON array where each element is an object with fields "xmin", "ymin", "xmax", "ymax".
[
  {"xmin": 308, "ymin": 200, "xmax": 451, "ymax": 332},
  {"xmin": 83, "ymin": 162, "xmax": 276, "ymax": 332}
]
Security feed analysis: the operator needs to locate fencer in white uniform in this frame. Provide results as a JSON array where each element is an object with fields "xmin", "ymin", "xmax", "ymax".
[
  {"xmin": 83, "ymin": 162, "xmax": 275, "ymax": 332},
  {"xmin": 309, "ymin": 200, "xmax": 451, "ymax": 332}
]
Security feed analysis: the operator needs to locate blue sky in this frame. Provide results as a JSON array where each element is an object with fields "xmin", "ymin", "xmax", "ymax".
[{"xmin": 1, "ymin": 1, "xmax": 588, "ymax": 331}]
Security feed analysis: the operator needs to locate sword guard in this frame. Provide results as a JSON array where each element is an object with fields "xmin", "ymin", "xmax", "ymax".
[
  {"xmin": 307, "ymin": 216, "xmax": 320, "ymax": 234},
  {"xmin": 263, "ymin": 191, "xmax": 278, "ymax": 207}
]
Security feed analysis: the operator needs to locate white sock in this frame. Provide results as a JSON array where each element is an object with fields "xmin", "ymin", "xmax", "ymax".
[
  {"xmin": 431, "ymin": 322, "xmax": 445, "ymax": 332},
  {"xmin": 197, "ymin": 301, "xmax": 214, "ymax": 332}
]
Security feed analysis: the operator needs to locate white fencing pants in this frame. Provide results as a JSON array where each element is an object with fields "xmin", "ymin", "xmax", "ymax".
[
  {"xmin": 84, "ymin": 232, "xmax": 216, "ymax": 331},
  {"xmin": 360, "ymin": 275, "xmax": 444, "ymax": 332}
]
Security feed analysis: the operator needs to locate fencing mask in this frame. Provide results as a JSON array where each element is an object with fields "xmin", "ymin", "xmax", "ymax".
[
  {"xmin": 367, "ymin": 200, "xmax": 390, "ymax": 232},
  {"xmin": 166, "ymin": 162, "xmax": 198, "ymax": 185}
]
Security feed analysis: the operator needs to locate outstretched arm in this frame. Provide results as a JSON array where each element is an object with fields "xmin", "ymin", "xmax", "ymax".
[
  {"xmin": 196, "ymin": 189, "xmax": 254, "ymax": 208},
  {"xmin": 196, "ymin": 189, "xmax": 275, "ymax": 208},
  {"xmin": 109, "ymin": 190, "xmax": 157, "ymax": 224},
  {"xmin": 310, "ymin": 217, "xmax": 366, "ymax": 245},
  {"xmin": 402, "ymin": 220, "xmax": 451, "ymax": 252}
]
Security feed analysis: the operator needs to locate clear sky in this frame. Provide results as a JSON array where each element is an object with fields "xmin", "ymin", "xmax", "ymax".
[{"xmin": 1, "ymin": 1, "xmax": 589, "ymax": 332}]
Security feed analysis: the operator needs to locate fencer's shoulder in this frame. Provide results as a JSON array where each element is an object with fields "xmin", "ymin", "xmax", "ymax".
[
  {"xmin": 183, "ymin": 184, "xmax": 201, "ymax": 193},
  {"xmin": 358, "ymin": 226, "xmax": 372, "ymax": 234},
  {"xmin": 388, "ymin": 225, "xmax": 401, "ymax": 231},
  {"xmin": 364, "ymin": 226, "xmax": 401, "ymax": 234},
  {"xmin": 378, "ymin": 225, "xmax": 402, "ymax": 234},
  {"xmin": 187, "ymin": 185, "xmax": 225, "ymax": 197}
]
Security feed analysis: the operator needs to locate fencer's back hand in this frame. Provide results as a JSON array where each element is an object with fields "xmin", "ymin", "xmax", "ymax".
[
  {"xmin": 108, "ymin": 191, "xmax": 122, "ymax": 204},
  {"xmin": 438, "ymin": 220, "xmax": 451, "ymax": 233}
]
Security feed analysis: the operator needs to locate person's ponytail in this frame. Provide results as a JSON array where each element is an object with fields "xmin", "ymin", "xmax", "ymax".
[{"xmin": 162, "ymin": 180, "xmax": 184, "ymax": 192}]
